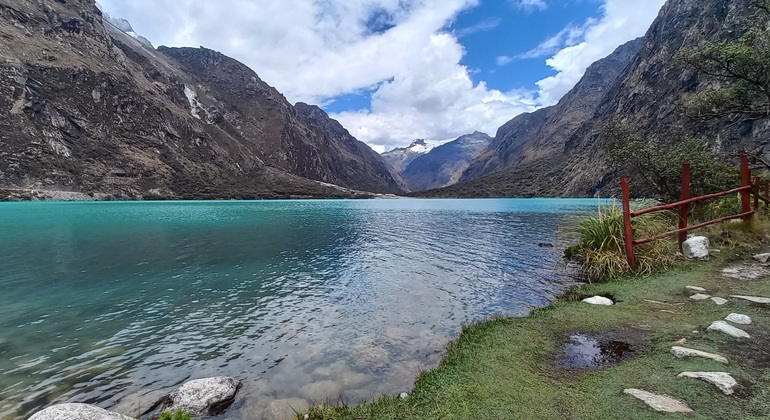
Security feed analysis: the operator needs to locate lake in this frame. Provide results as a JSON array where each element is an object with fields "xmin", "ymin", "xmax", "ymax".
[{"xmin": 0, "ymin": 198, "xmax": 599, "ymax": 419}]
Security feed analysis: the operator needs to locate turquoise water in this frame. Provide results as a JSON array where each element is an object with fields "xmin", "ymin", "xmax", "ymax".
[{"xmin": 0, "ymin": 198, "xmax": 598, "ymax": 419}]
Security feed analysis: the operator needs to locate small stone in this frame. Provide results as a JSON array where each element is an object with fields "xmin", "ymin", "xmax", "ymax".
[
  {"xmin": 710, "ymin": 297, "xmax": 729, "ymax": 305},
  {"xmin": 623, "ymin": 389, "xmax": 693, "ymax": 413},
  {"xmin": 753, "ymin": 253, "xmax": 770, "ymax": 263},
  {"xmin": 725, "ymin": 313, "xmax": 752, "ymax": 325},
  {"xmin": 582, "ymin": 296, "xmax": 613, "ymax": 306},
  {"xmin": 682, "ymin": 236, "xmax": 710, "ymax": 260},
  {"xmin": 690, "ymin": 294, "xmax": 711, "ymax": 301},
  {"xmin": 707, "ymin": 321, "xmax": 750, "ymax": 338},
  {"xmin": 674, "ymin": 338, "xmax": 687, "ymax": 345},
  {"xmin": 399, "ymin": 392, "xmax": 409, "ymax": 399},
  {"xmin": 29, "ymin": 404, "xmax": 135, "ymax": 420},
  {"xmin": 730, "ymin": 295, "xmax": 770, "ymax": 304},
  {"xmin": 671, "ymin": 346, "xmax": 729, "ymax": 364},
  {"xmin": 692, "ymin": 331, "xmax": 699, "ymax": 334},
  {"xmin": 686, "ymin": 286, "xmax": 707, "ymax": 292},
  {"xmin": 677, "ymin": 372, "xmax": 738, "ymax": 395}
]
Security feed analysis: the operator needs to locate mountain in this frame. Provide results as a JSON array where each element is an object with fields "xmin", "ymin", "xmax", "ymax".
[
  {"xmin": 381, "ymin": 139, "xmax": 432, "ymax": 175},
  {"xmin": 419, "ymin": 0, "xmax": 766, "ymax": 198},
  {"xmin": 0, "ymin": 0, "xmax": 401, "ymax": 200},
  {"xmin": 103, "ymin": 15, "xmax": 153, "ymax": 48},
  {"xmin": 401, "ymin": 132, "xmax": 492, "ymax": 191}
]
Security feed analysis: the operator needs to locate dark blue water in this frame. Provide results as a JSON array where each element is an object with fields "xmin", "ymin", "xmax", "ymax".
[{"xmin": 0, "ymin": 198, "xmax": 597, "ymax": 419}]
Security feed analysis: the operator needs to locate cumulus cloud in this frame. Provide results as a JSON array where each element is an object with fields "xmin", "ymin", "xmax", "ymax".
[
  {"xmin": 99, "ymin": 0, "xmax": 665, "ymax": 151},
  {"xmin": 534, "ymin": 0, "xmax": 667, "ymax": 106}
]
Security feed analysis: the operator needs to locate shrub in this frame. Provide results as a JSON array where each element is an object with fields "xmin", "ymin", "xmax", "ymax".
[
  {"xmin": 565, "ymin": 200, "xmax": 678, "ymax": 282},
  {"xmin": 159, "ymin": 410, "xmax": 192, "ymax": 420}
]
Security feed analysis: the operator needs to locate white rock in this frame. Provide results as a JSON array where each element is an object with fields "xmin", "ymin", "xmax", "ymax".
[
  {"xmin": 29, "ymin": 404, "xmax": 135, "ymax": 420},
  {"xmin": 623, "ymin": 389, "xmax": 693, "ymax": 413},
  {"xmin": 671, "ymin": 346, "xmax": 729, "ymax": 364},
  {"xmin": 682, "ymin": 236, "xmax": 710, "ymax": 260},
  {"xmin": 582, "ymin": 296, "xmax": 613, "ymax": 306},
  {"xmin": 710, "ymin": 297, "xmax": 729, "ymax": 305},
  {"xmin": 686, "ymin": 286, "xmax": 707, "ymax": 292},
  {"xmin": 165, "ymin": 376, "xmax": 241, "ymax": 415},
  {"xmin": 753, "ymin": 253, "xmax": 770, "ymax": 263},
  {"xmin": 707, "ymin": 321, "xmax": 750, "ymax": 338},
  {"xmin": 725, "ymin": 313, "xmax": 752, "ymax": 325},
  {"xmin": 730, "ymin": 295, "xmax": 770, "ymax": 304},
  {"xmin": 399, "ymin": 392, "xmax": 409, "ymax": 399},
  {"xmin": 690, "ymin": 294, "xmax": 711, "ymax": 301},
  {"xmin": 677, "ymin": 372, "xmax": 738, "ymax": 395}
]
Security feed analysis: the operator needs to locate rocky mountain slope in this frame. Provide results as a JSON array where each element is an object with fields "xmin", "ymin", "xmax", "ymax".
[
  {"xmin": 419, "ymin": 0, "xmax": 766, "ymax": 198},
  {"xmin": 381, "ymin": 139, "xmax": 432, "ymax": 175},
  {"xmin": 401, "ymin": 132, "xmax": 492, "ymax": 191},
  {"xmin": 0, "ymin": 0, "xmax": 401, "ymax": 200}
]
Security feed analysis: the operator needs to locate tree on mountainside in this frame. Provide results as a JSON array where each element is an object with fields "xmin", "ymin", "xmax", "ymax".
[
  {"xmin": 602, "ymin": 122, "xmax": 738, "ymax": 202},
  {"xmin": 679, "ymin": 0, "xmax": 770, "ymax": 121}
]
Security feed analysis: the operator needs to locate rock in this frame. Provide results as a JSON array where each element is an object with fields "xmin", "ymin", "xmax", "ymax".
[
  {"xmin": 690, "ymin": 294, "xmax": 711, "ymax": 301},
  {"xmin": 29, "ymin": 403, "xmax": 135, "ymax": 420},
  {"xmin": 671, "ymin": 346, "xmax": 729, "ymax": 364},
  {"xmin": 682, "ymin": 236, "xmax": 709, "ymax": 260},
  {"xmin": 686, "ymin": 286, "xmax": 707, "ymax": 292},
  {"xmin": 725, "ymin": 313, "xmax": 752, "ymax": 325},
  {"xmin": 677, "ymin": 372, "xmax": 738, "ymax": 395},
  {"xmin": 582, "ymin": 296, "xmax": 613, "ymax": 306},
  {"xmin": 722, "ymin": 265, "xmax": 770, "ymax": 281},
  {"xmin": 299, "ymin": 380, "xmax": 342, "ymax": 401},
  {"xmin": 399, "ymin": 392, "xmax": 409, "ymax": 399},
  {"xmin": 270, "ymin": 398, "xmax": 309, "ymax": 420},
  {"xmin": 163, "ymin": 376, "xmax": 241, "ymax": 415},
  {"xmin": 623, "ymin": 389, "xmax": 693, "ymax": 413},
  {"xmin": 674, "ymin": 338, "xmax": 687, "ymax": 345},
  {"xmin": 710, "ymin": 297, "xmax": 728, "ymax": 305},
  {"xmin": 729, "ymin": 295, "xmax": 770, "ymax": 304},
  {"xmin": 753, "ymin": 253, "xmax": 770, "ymax": 263},
  {"xmin": 538, "ymin": 242, "xmax": 554, "ymax": 248},
  {"xmin": 707, "ymin": 321, "xmax": 750, "ymax": 339}
]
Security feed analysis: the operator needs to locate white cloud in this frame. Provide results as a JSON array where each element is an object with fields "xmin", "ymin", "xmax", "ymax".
[
  {"xmin": 534, "ymin": 0, "xmax": 667, "ymax": 106},
  {"xmin": 512, "ymin": 0, "xmax": 548, "ymax": 11},
  {"xmin": 99, "ymin": 0, "xmax": 666, "ymax": 151}
]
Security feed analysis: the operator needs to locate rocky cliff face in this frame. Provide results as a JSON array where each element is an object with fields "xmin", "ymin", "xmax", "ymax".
[
  {"xmin": 420, "ymin": 0, "xmax": 764, "ymax": 198},
  {"xmin": 0, "ymin": 0, "xmax": 400, "ymax": 199},
  {"xmin": 401, "ymin": 132, "xmax": 492, "ymax": 191},
  {"xmin": 459, "ymin": 38, "xmax": 644, "ymax": 185}
]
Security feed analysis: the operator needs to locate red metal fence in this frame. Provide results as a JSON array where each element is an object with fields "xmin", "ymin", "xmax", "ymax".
[{"xmin": 621, "ymin": 155, "xmax": 768, "ymax": 269}]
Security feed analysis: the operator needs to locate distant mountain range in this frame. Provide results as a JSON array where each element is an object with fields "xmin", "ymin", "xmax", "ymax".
[
  {"xmin": 416, "ymin": 0, "xmax": 768, "ymax": 198},
  {"xmin": 0, "ymin": 1, "xmax": 401, "ymax": 200}
]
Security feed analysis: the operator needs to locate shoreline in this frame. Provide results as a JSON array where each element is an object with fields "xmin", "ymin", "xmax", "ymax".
[{"xmin": 302, "ymin": 245, "xmax": 770, "ymax": 419}]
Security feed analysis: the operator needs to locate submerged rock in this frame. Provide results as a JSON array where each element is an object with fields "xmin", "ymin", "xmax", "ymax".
[
  {"xmin": 682, "ymin": 236, "xmax": 709, "ymax": 260},
  {"xmin": 29, "ymin": 403, "xmax": 135, "ymax": 420},
  {"xmin": 623, "ymin": 389, "xmax": 693, "ymax": 413},
  {"xmin": 160, "ymin": 376, "xmax": 241, "ymax": 415},
  {"xmin": 582, "ymin": 296, "xmax": 613, "ymax": 306},
  {"xmin": 707, "ymin": 321, "xmax": 750, "ymax": 339},
  {"xmin": 677, "ymin": 372, "xmax": 738, "ymax": 395}
]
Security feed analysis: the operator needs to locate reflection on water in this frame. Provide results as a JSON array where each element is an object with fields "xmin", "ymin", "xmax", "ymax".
[{"xmin": 0, "ymin": 199, "xmax": 598, "ymax": 419}]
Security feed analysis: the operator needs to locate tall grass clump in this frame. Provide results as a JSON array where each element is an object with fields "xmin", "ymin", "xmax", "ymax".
[
  {"xmin": 158, "ymin": 410, "xmax": 192, "ymax": 420},
  {"xmin": 564, "ymin": 200, "xmax": 678, "ymax": 282}
]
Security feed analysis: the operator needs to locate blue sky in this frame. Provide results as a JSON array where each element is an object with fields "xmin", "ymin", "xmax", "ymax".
[{"xmin": 99, "ymin": 0, "xmax": 666, "ymax": 152}]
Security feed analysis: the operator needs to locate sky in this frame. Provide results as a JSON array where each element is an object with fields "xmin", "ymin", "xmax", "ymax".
[{"xmin": 98, "ymin": 0, "xmax": 667, "ymax": 153}]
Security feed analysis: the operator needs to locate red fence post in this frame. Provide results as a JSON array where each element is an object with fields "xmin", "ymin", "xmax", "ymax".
[
  {"xmin": 741, "ymin": 155, "xmax": 752, "ymax": 223},
  {"xmin": 678, "ymin": 164, "xmax": 691, "ymax": 251},
  {"xmin": 621, "ymin": 177, "xmax": 636, "ymax": 270},
  {"xmin": 755, "ymin": 176, "xmax": 761, "ymax": 210}
]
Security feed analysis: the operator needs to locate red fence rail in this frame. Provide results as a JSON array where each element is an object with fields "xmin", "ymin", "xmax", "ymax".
[{"xmin": 622, "ymin": 155, "xmax": 767, "ymax": 269}]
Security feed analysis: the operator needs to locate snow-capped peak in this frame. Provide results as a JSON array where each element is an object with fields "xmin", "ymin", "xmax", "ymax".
[{"xmin": 406, "ymin": 139, "xmax": 432, "ymax": 154}]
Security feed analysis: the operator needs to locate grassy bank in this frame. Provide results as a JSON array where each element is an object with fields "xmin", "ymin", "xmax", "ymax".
[{"xmin": 302, "ymin": 250, "xmax": 770, "ymax": 419}]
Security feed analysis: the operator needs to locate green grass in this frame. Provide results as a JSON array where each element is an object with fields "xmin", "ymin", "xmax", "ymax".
[
  {"xmin": 158, "ymin": 409, "xmax": 192, "ymax": 420},
  {"xmin": 302, "ymin": 253, "xmax": 770, "ymax": 419}
]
